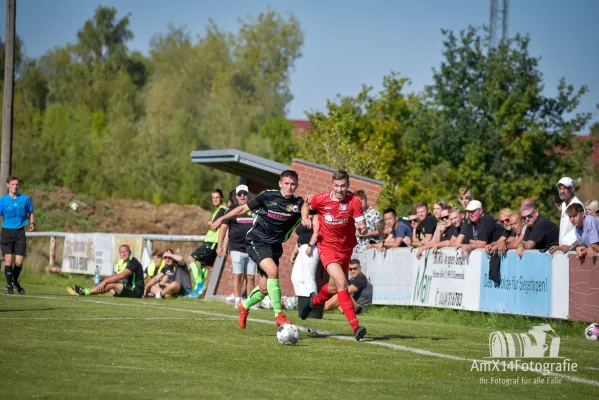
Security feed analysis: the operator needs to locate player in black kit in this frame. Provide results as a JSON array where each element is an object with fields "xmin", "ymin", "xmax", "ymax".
[{"xmin": 212, "ymin": 170, "xmax": 303, "ymax": 329}]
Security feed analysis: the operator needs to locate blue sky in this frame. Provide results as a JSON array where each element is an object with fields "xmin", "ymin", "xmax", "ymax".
[{"xmin": 3, "ymin": 0, "xmax": 598, "ymax": 130}]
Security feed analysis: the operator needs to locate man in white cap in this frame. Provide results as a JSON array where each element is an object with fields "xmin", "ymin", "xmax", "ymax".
[
  {"xmin": 455, "ymin": 200, "xmax": 505, "ymax": 254},
  {"xmin": 216, "ymin": 184, "xmax": 257, "ymax": 308},
  {"xmin": 552, "ymin": 177, "xmax": 585, "ymax": 251}
]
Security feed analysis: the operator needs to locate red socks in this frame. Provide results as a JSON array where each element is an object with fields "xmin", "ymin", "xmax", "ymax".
[
  {"xmin": 337, "ymin": 289, "xmax": 359, "ymax": 331},
  {"xmin": 311, "ymin": 283, "xmax": 332, "ymax": 306}
]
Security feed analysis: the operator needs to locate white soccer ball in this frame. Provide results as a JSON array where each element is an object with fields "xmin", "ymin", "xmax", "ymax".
[
  {"xmin": 277, "ymin": 323, "xmax": 300, "ymax": 346},
  {"xmin": 585, "ymin": 323, "xmax": 599, "ymax": 341}
]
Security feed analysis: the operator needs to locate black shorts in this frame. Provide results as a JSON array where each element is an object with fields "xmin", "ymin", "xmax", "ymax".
[
  {"xmin": 116, "ymin": 287, "xmax": 144, "ymax": 298},
  {"xmin": 191, "ymin": 242, "xmax": 217, "ymax": 267},
  {"xmin": 1, "ymin": 228, "xmax": 27, "ymax": 256},
  {"xmin": 246, "ymin": 239, "xmax": 283, "ymax": 277}
]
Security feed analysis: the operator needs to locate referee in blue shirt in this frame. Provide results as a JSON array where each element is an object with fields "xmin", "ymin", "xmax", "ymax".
[{"xmin": 0, "ymin": 176, "xmax": 35, "ymax": 294}]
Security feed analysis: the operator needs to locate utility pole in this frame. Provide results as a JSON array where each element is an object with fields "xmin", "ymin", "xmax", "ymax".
[
  {"xmin": 0, "ymin": 0, "xmax": 16, "ymax": 195},
  {"xmin": 488, "ymin": 0, "xmax": 509, "ymax": 49}
]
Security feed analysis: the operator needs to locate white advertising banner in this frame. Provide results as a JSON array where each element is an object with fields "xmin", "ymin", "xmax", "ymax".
[
  {"xmin": 365, "ymin": 248, "xmax": 414, "ymax": 305},
  {"xmin": 62, "ymin": 234, "xmax": 114, "ymax": 276},
  {"xmin": 410, "ymin": 248, "xmax": 482, "ymax": 310}
]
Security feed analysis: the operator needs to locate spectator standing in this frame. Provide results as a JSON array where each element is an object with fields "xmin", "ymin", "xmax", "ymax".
[
  {"xmin": 217, "ymin": 185, "xmax": 257, "ymax": 308},
  {"xmin": 371, "ymin": 209, "xmax": 412, "ymax": 251},
  {"xmin": 353, "ymin": 190, "xmax": 382, "ymax": 254},
  {"xmin": 458, "ymin": 187, "xmax": 473, "ymax": 209},
  {"xmin": 556, "ymin": 177, "xmax": 585, "ymax": 246},
  {"xmin": 516, "ymin": 204, "xmax": 560, "ymax": 257}
]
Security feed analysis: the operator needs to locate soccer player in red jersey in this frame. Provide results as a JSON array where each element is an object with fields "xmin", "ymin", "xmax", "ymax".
[{"xmin": 299, "ymin": 170, "xmax": 369, "ymax": 341}]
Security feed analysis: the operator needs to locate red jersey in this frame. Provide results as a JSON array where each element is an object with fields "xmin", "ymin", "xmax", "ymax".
[{"xmin": 310, "ymin": 190, "xmax": 365, "ymax": 252}]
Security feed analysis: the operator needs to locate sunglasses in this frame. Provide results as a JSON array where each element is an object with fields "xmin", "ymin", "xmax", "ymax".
[
  {"xmin": 348, "ymin": 267, "xmax": 359, "ymax": 271},
  {"xmin": 409, "ymin": 219, "xmax": 419, "ymax": 223},
  {"xmin": 521, "ymin": 214, "xmax": 535, "ymax": 221},
  {"xmin": 236, "ymin": 191, "xmax": 248, "ymax": 196},
  {"xmin": 500, "ymin": 218, "xmax": 510, "ymax": 224},
  {"xmin": 440, "ymin": 215, "xmax": 449, "ymax": 221}
]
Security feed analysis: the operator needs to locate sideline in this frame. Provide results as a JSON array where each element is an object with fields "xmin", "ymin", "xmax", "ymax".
[{"xmin": 7, "ymin": 293, "xmax": 599, "ymax": 387}]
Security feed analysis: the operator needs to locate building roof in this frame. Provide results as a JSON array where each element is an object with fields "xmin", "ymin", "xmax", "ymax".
[{"xmin": 190, "ymin": 149, "xmax": 290, "ymax": 187}]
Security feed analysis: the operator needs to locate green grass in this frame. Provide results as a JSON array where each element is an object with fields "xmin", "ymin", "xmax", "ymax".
[{"xmin": 1, "ymin": 283, "xmax": 598, "ymax": 399}]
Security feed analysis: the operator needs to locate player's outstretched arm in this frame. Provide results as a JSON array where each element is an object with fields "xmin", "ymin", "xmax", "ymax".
[{"xmin": 211, "ymin": 204, "xmax": 250, "ymax": 231}]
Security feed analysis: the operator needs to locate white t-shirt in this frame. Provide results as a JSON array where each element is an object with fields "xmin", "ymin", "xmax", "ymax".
[{"xmin": 559, "ymin": 196, "xmax": 585, "ymax": 245}]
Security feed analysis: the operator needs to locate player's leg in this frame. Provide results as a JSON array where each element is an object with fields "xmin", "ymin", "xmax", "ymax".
[
  {"xmin": 326, "ymin": 262, "xmax": 365, "ymax": 340},
  {"xmin": 231, "ymin": 251, "xmax": 244, "ymax": 307},
  {"xmin": 244, "ymin": 254, "xmax": 257, "ymax": 300},
  {"xmin": 156, "ymin": 282, "xmax": 180, "ymax": 298},
  {"xmin": 2, "ymin": 228, "xmax": 16, "ymax": 294},
  {"xmin": 11, "ymin": 230, "xmax": 27, "ymax": 293},
  {"xmin": 324, "ymin": 294, "xmax": 340, "ymax": 311}
]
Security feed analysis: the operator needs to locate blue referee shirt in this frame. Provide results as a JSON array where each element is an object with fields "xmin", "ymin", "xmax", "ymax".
[{"xmin": 0, "ymin": 194, "xmax": 34, "ymax": 229}]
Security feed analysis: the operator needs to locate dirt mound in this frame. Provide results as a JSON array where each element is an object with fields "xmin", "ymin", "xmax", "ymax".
[{"xmin": 28, "ymin": 187, "xmax": 213, "ymax": 235}]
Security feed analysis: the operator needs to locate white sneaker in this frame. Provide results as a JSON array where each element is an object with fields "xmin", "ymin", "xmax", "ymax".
[{"xmin": 225, "ymin": 293, "xmax": 235, "ymax": 303}]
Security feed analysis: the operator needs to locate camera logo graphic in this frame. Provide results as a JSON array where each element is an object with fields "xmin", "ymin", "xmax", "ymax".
[{"xmin": 489, "ymin": 324, "xmax": 560, "ymax": 358}]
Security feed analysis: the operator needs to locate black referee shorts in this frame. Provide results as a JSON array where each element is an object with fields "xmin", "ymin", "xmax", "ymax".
[
  {"xmin": 1, "ymin": 228, "xmax": 27, "ymax": 256},
  {"xmin": 246, "ymin": 239, "xmax": 283, "ymax": 277}
]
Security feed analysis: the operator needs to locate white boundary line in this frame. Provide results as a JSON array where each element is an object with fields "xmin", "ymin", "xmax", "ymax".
[
  {"xmin": 0, "ymin": 317, "xmax": 229, "ymax": 321},
  {"xmin": 7, "ymin": 294, "xmax": 599, "ymax": 387}
]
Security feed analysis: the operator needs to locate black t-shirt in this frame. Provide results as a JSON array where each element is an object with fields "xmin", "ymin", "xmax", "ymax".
[
  {"xmin": 416, "ymin": 215, "xmax": 437, "ymax": 240},
  {"xmin": 295, "ymin": 223, "xmax": 313, "ymax": 246},
  {"xmin": 459, "ymin": 214, "xmax": 505, "ymax": 244},
  {"xmin": 122, "ymin": 257, "xmax": 144, "ymax": 290},
  {"xmin": 523, "ymin": 215, "xmax": 559, "ymax": 250},
  {"xmin": 349, "ymin": 274, "xmax": 372, "ymax": 308},
  {"xmin": 222, "ymin": 206, "xmax": 256, "ymax": 252},
  {"xmin": 246, "ymin": 190, "xmax": 304, "ymax": 245},
  {"xmin": 162, "ymin": 264, "xmax": 176, "ymax": 283},
  {"xmin": 502, "ymin": 229, "xmax": 518, "ymax": 239},
  {"xmin": 446, "ymin": 225, "xmax": 461, "ymax": 238},
  {"xmin": 174, "ymin": 263, "xmax": 192, "ymax": 290}
]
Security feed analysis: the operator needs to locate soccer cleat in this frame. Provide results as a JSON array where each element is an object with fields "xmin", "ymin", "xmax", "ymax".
[
  {"xmin": 275, "ymin": 312, "xmax": 292, "ymax": 327},
  {"xmin": 13, "ymin": 281, "xmax": 25, "ymax": 295},
  {"xmin": 66, "ymin": 285, "xmax": 85, "ymax": 296},
  {"xmin": 238, "ymin": 302, "xmax": 249, "ymax": 329},
  {"xmin": 66, "ymin": 287, "xmax": 79, "ymax": 296},
  {"xmin": 299, "ymin": 292, "xmax": 316, "ymax": 320},
  {"xmin": 6, "ymin": 285, "xmax": 14, "ymax": 295},
  {"xmin": 353, "ymin": 325, "xmax": 367, "ymax": 342}
]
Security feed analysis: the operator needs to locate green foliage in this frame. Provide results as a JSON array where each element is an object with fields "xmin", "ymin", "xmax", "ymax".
[
  {"xmin": 305, "ymin": 27, "xmax": 592, "ymax": 216},
  {"xmin": 3, "ymin": 6, "xmax": 303, "ymax": 208}
]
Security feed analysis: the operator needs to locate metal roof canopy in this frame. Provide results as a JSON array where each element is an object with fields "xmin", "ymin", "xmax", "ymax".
[{"xmin": 190, "ymin": 149, "xmax": 290, "ymax": 187}]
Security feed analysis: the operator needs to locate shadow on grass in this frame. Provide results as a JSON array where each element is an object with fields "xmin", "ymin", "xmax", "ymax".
[{"xmin": 0, "ymin": 308, "xmax": 58, "ymax": 312}]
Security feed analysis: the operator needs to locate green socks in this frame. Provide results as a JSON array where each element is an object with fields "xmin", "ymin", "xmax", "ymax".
[
  {"xmin": 189, "ymin": 261, "xmax": 207, "ymax": 290},
  {"xmin": 84, "ymin": 288, "xmax": 91, "ymax": 296},
  {"xmin": 242, "ymin": 286, "xmax": 265, "ymax": 309},
  {"xmin": 266, "ymin": 278, "xmax": 282, "ymax": 316}
]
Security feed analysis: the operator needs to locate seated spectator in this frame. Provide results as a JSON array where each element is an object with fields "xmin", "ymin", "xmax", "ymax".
[
  {"xmin": 556, "ymin": 177, "xmax": 585, "ymax": 247},
  {"xmin": 455, "ymin": 200, "xmax": 505, "ymax": 254},
  {"xmin": 586, "ymin": 200, "xmax": 599, "ymax": 217},
  {"xmin": 144, "ymin": 249, "xmax": 192, "ymax": 299},
  {"xmin": 411, "ymin": 203, "xmax": 437, "ymax": 247},
  {"xmin": 432, "ymin": 200, "xmax": 448, "ymax": 219},
  {"xmin": 458, "ymin": 187, "xmax": 473, "ymax": 209},
  {"xmin": 144, "ymin": 250, "xmax": 165, "ymax": 280},
  {"xmin": 67, "ymin": 245, "xmax": 144, "ymax": 298},
  {"xmin": 353, "ymin": 190, "xmax": 382, "ymax": 254},
  {"xmin": 550, "ymin": 203, "xmax": 599, "ymax": 257},
  {"xmin": 516, "ymin": 204, "xmax": 560, "ymax": 258},
  {"xmin": 369, "ymin": 208, "xmax": 412, "ymax": 251},
  {"xmin": 324, "ymin": 259, "xmax": 372, "ymax": 314}
]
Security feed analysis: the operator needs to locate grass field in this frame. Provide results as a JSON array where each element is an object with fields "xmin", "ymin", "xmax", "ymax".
[{"xmin": 1, "ymin": 283, "xmax": 599, "ymax": 399}]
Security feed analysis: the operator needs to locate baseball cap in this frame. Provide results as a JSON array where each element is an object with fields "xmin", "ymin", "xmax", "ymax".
[
  {"xmin": 236, "ymin": 184, "xmax": 249, "ymax": 194},
  {"xmin": 464, "ymin": 200, "xmax": 482, "ymax": 212},
  {"xmin": 556, "ymin": 177, "xmax": 574, "ymax": 189}
]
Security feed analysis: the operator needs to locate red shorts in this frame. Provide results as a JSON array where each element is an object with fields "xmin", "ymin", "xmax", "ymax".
[{"xmin": 318, "ymin": 246, "xmax": 352, "ymax": 273}]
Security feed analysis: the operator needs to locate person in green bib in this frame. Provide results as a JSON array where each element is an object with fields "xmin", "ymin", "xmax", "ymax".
[
  {"xmin": 187, "ymin": 189, "xmax": 227, "ymax": 296},
  {"xmin": 144, "ymin": 250, "xmax": 166, "ymax": 280}
]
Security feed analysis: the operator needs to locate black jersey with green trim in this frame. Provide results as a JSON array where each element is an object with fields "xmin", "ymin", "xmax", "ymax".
[{"xmin": 246, "ymin": 190, "xmax": 304, "ymax": 245}]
